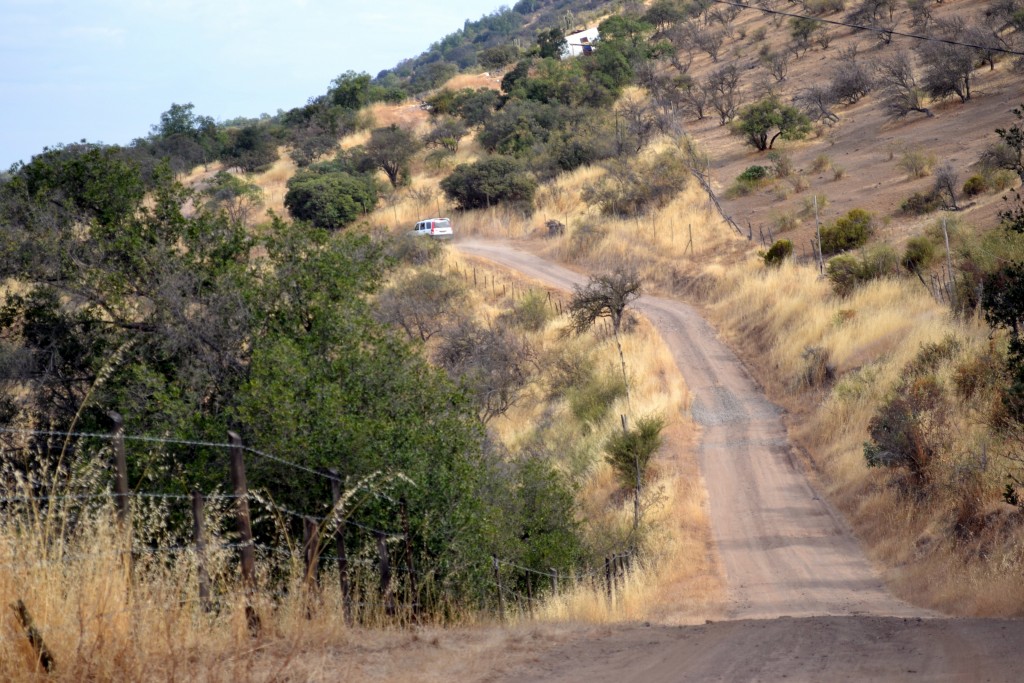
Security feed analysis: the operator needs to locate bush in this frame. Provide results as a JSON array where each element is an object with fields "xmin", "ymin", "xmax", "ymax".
[
  {"xmin": 901, "ymin": 190, "xmax": 943, "ymax": 215},
  {"xmin": 962, "ymin": 174, "xmax": 988, "ymax": 197},
  {"xmin": 440, "ymin": 156, "xmax": 538, "ymax": 210},
  {"xmin": 284, "ymin": 171, "xmax": 378, "ymax": 229},
  {"xmin": 826, "ymin": 244, "xmax": 897, "ymax": 295},
  {"xmin": 902, "ymin": 236, "xmax": 936, "ymax": 272},
  {"xmin": 738, "ymin": 165, "xmax": 770, "ymax": 182},
  {"xmin": 582, "ymin": 150, "xmax": 691, "ymax": 216},
  {"xmin": 767, "ymin": 150, "xmax": 794, "ymax": 178},
  {"xmin": 811, "ymin": 154, "xmax": 832, "ymax": 173},
  {"xmin": 763, "ymin": 239, "xmax": 793, "ymax": 266},
  {"xmin": 826, "ymin": 254, "xmax": 865, "ymax": 296},
  {"xmin": 728, "ymin": 165, "xmax": 772, "ymax": 196},
  {"xmin": 504, "ymin": 290, "xmax": 551, "ymax": 332},
  {"xmin": 820, "ymin": 208, "xmax": 873, "ymax": 255},
  {"xmin": 899, "ymin": 148, "xmax": 936, "ymax": 178},
  {"xmin": 568, "ymin": 372, "xmax": 627, "ymax": 426}
]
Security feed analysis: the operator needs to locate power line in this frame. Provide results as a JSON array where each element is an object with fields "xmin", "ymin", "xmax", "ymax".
[{"xmin": 712, "ymin": 0, "xmax": 1024, "ymax": 57}]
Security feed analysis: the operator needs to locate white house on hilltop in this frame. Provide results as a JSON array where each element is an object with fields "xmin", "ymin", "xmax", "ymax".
[{"xmin": 562, "ymin": 27, "xmax": 600, "ymax": 58}]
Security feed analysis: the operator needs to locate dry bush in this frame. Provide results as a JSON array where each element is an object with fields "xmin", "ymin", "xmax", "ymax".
[{"xmin": 899, "ymin": 148, "xmax": 937, "ymax": 179}]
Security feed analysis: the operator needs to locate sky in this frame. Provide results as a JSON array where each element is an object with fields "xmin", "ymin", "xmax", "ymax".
[{"xmin": 0, "ymin": 0, "xmax": 505, "ymax": 169}]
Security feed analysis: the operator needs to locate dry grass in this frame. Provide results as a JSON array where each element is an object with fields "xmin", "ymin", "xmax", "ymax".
[{"xmin": 243, "ymin": 151, "xmax": 297, "ymax": 221}]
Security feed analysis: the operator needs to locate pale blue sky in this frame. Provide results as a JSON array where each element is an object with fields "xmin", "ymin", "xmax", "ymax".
[{"xmin": 0, "ymin": 0, "xmax": 505, "ymax": 169}]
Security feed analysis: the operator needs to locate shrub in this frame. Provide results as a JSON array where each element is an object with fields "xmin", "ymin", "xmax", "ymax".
[
  {"xmin": 902, "ymin": 235, "xmax": 936, "ymax": 272},
  {"xmin": 738, "ymin": 165, "xmax": 770, "ymax": 182},
  {"xmin": 899, "ymin": 148, "xmax": 936, "ymax": 178},
  {"xmin": 763, "ymin": 239, "xmax": 793, "ymax": 266},
  {"xmin": 826, "ymin": 244, "xmax": 897, "ymax": 295},
  {"xmin": 729, "ymin": 165, "xmax": 772, "ymax": 196},
  {"xmin": 773, "ymin": 211, "xmax": 800, "ymax": 232},
  {"xmin": 962, "ymin": 174, "xmax": 988, "ymax": 197},
  {"xmin": 832, "ymin": 165, "xmax": 846, "ymax": 180},
  {"xmin": 802, "ymin": 346, "xmax": 836, "ymax": 387},
  {"xmin": 582, "ymin": 150, "xmax": 691, "ymax": 216},
  {"xmin": 826, "ymin": 254, "xmax": 865, "ymax": 296},
  {"xmin": 863, "ymin": 374, "xmax": 947, "ymax": 488},
  {"xmin": 901, "ymin": 190, "xmax": 943, "ymax": 215},
  {"xmin": 811, "ymin": 154, "xmax": 832, "ymax": 173},
  {"xmin": 568, "ymin": 372, "xmax": 627, "ymax": 425},
  {"xmin": 861, "ymin": 243, "xmax": 899, "ymax": 278},
  {"xmin": 440, "ymin": 156, "xmax": 538, "ymax": 210},
  {"xmin": 820, "ymin": 208, "xmax": 873, "ymax": 255},
  {"xmin": 505, "ymin": 290, "xmax": 551, "ymax": 332},
  {"xmin": 767, "ymin": 150, "xmax": 794, "ymax": 178},
  {"xmin": 284, "ymin": 171, "xmax": 378, "ymax": 229}
]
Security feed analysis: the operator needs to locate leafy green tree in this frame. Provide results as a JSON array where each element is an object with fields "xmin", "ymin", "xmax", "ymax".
[
  {"xmin": 537, "ymin": 26, "xmax": 566, "ymax": 59},
  {"xmin": 479, "ymin": 44, "xmax": 520, "ymax": 70},
  {"xmin": 364, "ymin": 125, "xmax": 421, "ymax": 188},
  {"xmin": 202, "ymin": 171, "xmax": 264, "ymax": 224},
  {"xmin": 284, "ymin": 171, "xmax": 377, "ymax": 229},
  {"xmin": 219, "ymin": 124, "xmax": 279, "ymax": 173},
  {"xmin": 440, "ymin": 156, "xmax": 538, "ymax": 209},
  {"xmin": 734, "ymin": 97, "xmax": 812, "ymax": 151},
  {"xmin": 996, "ymin": 104, "xmax": 1024, "ymax": 234},
  {"xmin": 422, "ymin": 118, "xmax": 468, "ymax": 153},
  {"xmin": 604, "ymin": 414, "xmax": 665, "ymax": 534},
  {"xmin": 329, "ymin": 70, "xmax": 373, "ymax": 109}
]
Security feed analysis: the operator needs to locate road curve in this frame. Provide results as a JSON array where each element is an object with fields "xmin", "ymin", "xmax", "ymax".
[
  {"xmin": 455, "ymin": 239, "xmax": 923, "ymax": 620},
  {"xmin": 456, "ymin": 241, "xmax": 1024, "ymax": 682}
]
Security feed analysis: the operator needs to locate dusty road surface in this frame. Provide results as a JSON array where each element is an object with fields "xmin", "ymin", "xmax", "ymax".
[{"xmin": 456, "ymin": 240, "xmax": 1024, "ymax": 682}]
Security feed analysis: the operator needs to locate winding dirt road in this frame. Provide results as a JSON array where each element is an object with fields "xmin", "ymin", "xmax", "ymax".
[{"xmin": 456, "ymin": 240, "xmax": 1024, "ymax": 682}]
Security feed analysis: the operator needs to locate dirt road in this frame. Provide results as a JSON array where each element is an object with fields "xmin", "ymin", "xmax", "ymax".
[{"xmin": 456, "ymin": 240, "xmax": 1024, "ymax": 682}]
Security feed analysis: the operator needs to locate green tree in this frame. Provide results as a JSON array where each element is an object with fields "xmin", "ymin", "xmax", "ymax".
[
  {"xmin": 440, "ymin": 156, "xmax": 538, "ymax": 209},
  {"xmin": 364, "ymin": 125, "xmax": 421, "ymax": 188},
  {"xmin": 284, "ymin": 171, "xmax": 377, "ymax": 229},
  {"xmin": 604, "ymin": 414, "xmax": 665, "ymax": 534},
  {"xmin": 329, "ymin": 70, "xmax": 372, "ymax": 109},
  {"xmin": 537, "ymin": 26, "xmax": 566, "ymax": 59},
  {"xmin": 219, "ymin": 124, "xmax": 279, "ymax": 173},
  {"xmin": 202, "ymin": 171, "xmax": 264, "ymax": 224},
  {"xmin": 734, "ymin": 97, "xmax": 812, "ymax": 151}
]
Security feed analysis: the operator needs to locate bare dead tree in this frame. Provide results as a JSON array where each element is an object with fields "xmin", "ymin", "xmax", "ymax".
[
  {"xmin": 796, "ymin": 85, "xmax": 840, "ymax": 125},
  {"xmin": 706, "ymin": 64, "xmax": 742, "ymax": 125},
  {"xmin": 760, "ymin": 49, "xmax": 790, "ymax": 83},
  {"xmin": 876, "ymin": 51, "xmax": 934, "ymax": 118},
  {"xmin": 568, "ymin": 268, "xmax": 643, "ymax": 405},
  {"xmin": 934, "ymin": 162, "xmax": 960, "ymax": 210}
]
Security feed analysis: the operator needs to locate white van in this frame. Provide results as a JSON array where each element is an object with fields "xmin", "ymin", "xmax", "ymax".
[{"xmin": 411, "ymin": 217, "xmax": 453, "ymax": 239}]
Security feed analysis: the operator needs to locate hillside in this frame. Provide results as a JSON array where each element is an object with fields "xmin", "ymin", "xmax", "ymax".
[{"xmin": 4, "ymin": 0, "xmax": 1024, "ymax": 679}]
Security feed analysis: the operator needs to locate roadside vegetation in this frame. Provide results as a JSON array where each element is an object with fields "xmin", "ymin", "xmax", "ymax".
[{"xmin": 3, "ymin": 0, "xmax": 1024, "ymax": 677}]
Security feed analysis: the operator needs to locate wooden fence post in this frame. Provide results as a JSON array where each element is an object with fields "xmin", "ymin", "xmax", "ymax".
[
  {"xmin": 605, "ymin": 556, "xmax": 613, "ymax": 602},
  {"xmin": 492, "ymin": 556, "xmax": 505, "ymax": 622},
  {"xmin": 11, "ymin": 600, "xmax": 55, "ymax": 673},
  {"xmin": 303, "ymin": 516, "xmax": 320, "ymax": 618},
  {"xmin": 108, "ymin": 411, "xmax": 129, "ymax": 525},
  {"xmin": 191, "ymin": 491, "xmax": 212, "ymax": 612},
  {"xmin": 376, "ymin": 531, "xmax": 395, "ymax": 616},
  {"xmin": 328, "ymin": 468, "xmax": 352, "ymax": 624},
  {"xmin": 400, "ymin": 498, "xmax": 417, "ymax": 614},
  {"xmin": 550, "ymin": 568, "xmax": 558, "ymax": 597},
  {"xmin": 228, "ymin": 431, "xmax": 260, "ymax": 635}
]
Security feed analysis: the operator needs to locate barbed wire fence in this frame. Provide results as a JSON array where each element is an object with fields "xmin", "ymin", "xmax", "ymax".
[{"xmin": 0, "ymin": 418, "xmax": 637, "ymax": 670}]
